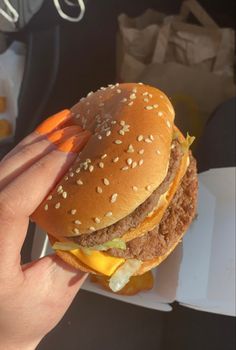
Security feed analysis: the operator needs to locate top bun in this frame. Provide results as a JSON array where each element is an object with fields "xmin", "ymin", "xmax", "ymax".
[{"xmin": 32, "ymin": 83, "xmax": 175, "ymax": 238}]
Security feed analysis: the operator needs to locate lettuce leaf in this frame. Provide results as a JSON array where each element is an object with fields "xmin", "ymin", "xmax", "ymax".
[
  {"xmin": 181, "ymin": 132, "xmax": 195, "ymax": 153},
  {"xmin": 109, "ymin": 259, "xmax": 142, "ymax": 292},
  {"xmin": 52, "ymin": 238, "xmax": 126, "ymax": 252}
]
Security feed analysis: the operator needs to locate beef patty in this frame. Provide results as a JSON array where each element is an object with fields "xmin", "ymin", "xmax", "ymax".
[
  {"xmin": 69, "ymin": 140, "xmax": 183, "ymax": 247},
  {"xmin": 108, "ymin": 155, "xmax": 198, "ymax": 261}
]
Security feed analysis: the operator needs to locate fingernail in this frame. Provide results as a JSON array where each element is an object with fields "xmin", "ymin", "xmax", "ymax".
[
  {"xmin": 36, "ymin": 110, "xmax": 71, "ymax": 135},
  {"xmin": 47, "ymin": 126, "xmax": 82, "ymax": 144},
  {"xmin": 58, "ymin": 130, "xmax": 91, "ymax": 153}
]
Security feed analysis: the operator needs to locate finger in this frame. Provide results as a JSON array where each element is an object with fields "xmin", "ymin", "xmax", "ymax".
[
  {"xmin": 1, "ymin": 110, "xmax": 72, "ymax": 162},
  {"xmin": 0, "ymin": 131, "xmax": 91, "ymax": 260},
  {"xmin": 23, "ymin": 255, "xmax": 87, "ymax": 312},
  {"xmin": 0, "ymin": 126, "xmax": 82, "ymax": 189}
]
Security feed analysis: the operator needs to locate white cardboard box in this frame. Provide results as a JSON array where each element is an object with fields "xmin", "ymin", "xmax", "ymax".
[{"xmin": 32, "ymin": 168, "xmax": 235, "ymax": 316}]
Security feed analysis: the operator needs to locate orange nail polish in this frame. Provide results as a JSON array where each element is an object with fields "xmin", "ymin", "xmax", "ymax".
[
  {"xmin": 36, "ymin": 110, "xmax": 71, "ymax": 135},
  {"xmin": 47, "ymin": 126, "xmax": 82, "ymax": 144},
  {"xmin": 58, "ymin": 131, "xmax": 91, "ymax": 153}
]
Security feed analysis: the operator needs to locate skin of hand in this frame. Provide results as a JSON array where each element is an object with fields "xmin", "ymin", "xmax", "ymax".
[{"xmin": 0, "ymin": 111, "xmax": 90, "ymax": 350}]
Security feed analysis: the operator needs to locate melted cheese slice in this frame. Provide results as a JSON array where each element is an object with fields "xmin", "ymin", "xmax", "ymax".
[{"xmin": 69, "ymin": 249, "xmax": 124, "ymax": 276}]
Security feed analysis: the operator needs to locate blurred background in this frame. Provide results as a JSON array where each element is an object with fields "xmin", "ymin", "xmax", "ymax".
[{"xmin": 0, "ymin": 1, "xmax": 235, "ymax": 349}]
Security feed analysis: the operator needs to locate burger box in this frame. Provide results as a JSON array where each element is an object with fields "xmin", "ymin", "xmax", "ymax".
[{"xmin": 31, "ymin": 167, "xmax": 235, "ymax": 317}]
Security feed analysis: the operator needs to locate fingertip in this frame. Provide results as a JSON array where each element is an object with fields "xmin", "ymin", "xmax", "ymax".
[{"xmin": 36, "ymin": 110, "xmax": 71, "ymax": 135}]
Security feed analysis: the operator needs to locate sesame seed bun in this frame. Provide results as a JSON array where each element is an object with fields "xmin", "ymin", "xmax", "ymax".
[{"xmin": 32, "ymin": 83, "xmax": 174, "ymax": 238}]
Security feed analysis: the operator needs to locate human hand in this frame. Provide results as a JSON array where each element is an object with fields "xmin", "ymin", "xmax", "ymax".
[{"xmin": 0, "ymin": 111, "xmax": 90, "ymax": 350}]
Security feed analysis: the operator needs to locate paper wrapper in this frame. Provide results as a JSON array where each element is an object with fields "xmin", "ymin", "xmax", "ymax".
[
  {"xmin": 117, "ymin": 1, "xmax": 236, "ymax": 142},
  {"xmin": 0, "ymin": 41, "xmax": 25, "ymax": 143}
]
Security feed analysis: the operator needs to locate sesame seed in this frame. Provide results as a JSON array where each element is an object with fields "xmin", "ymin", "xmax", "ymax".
[
  {"xmin": 153, "ymin": 104, "xmax": 158, "ymax": 108},
  {"xmin": 123, "ymin": 124, "xmax": 130, "ymax": 131},
  {"xmin": 146, "ymin": 185, "xmax": 152, "ymax": 191},
  {"xmin": 132, "ymin": 186, "xmax": 138, "ymax": 192},
  {"xmin": 105, "ymin": 211, "xmax": 113, "ymax": 217},
  {"xmin": 119, "ymin": 130, "xmax": 125, "ymax": 136},
  {"xmin": 144, "ymin": 138, "xmax": 152, "ymax": 143},
  {"xmin": 89, "ymin": 165, "xmax": 94, "ymax": 172},
  {"xmin": 149, "ymin": 93, "xmax": 153, "ymax": 98},
  {"xmin": 132, "ymin": 161, "xmax": 137, "ymax": 168},
  {"xmin": 143, "ymin": 92, "xmax": 148, "ymax": 96},
  {"xmin": 127, "ymin": 158, "xmax": 132, "ymax": 165},
  {"xmin": 160, "ymin": 95, "xmax": 164, "ymax": 99},
  {"xmin": 139, "ymin": 159, "xmax": 144, "ymax": 166},
  {"xmin": 166, "ymin": 120, "xmax": 171, "ymax": 128},
  {"xmin": 138, "ymin": 82, "xmax": 143, "ymax": 85},
  {"xmin": 99, "ymin": 162, "xmax": 104, "ymax": 168},
  {"xmin": 130, "ymin": 93, "xmax": 136, "ymax": 100},
  {"xmin": 87, "ymin": 91, "xmax": 93, "ymax": 97},
  {"xmin": 76, "ymin": 179, "xmax": 83, "ymax": 185},
  {"xmin": 106, "ymin": 130, "xmax": 111, "ymax": 136},
  {"xmin": 96, "ymin": 186, "xmax": 103, "ymax": 193},
  {"xmin": 64, "ymin": 176, "xmax": 69, "ymax": 181},
  {"xmin": 111, "ymin": 193, "xmax": 118, "ymax": 203},
  {"xmin": 113, "ymin": 157, "xmax": 119, "ymax": 163},
  {"xmin": 122, "ymin": 166, "xmax": 129, "ymax": 171},
  {"xmin": 89, "ymin": 226, "xmax": 96, "ymax": 231},
  {"xmin": 120, "ymin": 120, "xmax": 125, "ymax": 126},
  {"xmin": 73, "ymin": 228, "xmax": 80, "ymax": 234},
  {"xmin": 44, "ymin": 204, "xmax": 49, "ymax": 211},
  {"xmin": 150, "ymin": 134, "xmax": 154, "ymax": 141},
  {"xmin": 86, "ymin": 158, "xmax": 91, "ymax": 163},
  {"xmin": 115, "ymin": 83, "xmax": 120, "ymax": 86},
  {"xmin": 62, "ymin": 191, "xmax": 67, "ymax": 199},
  {"xmin": 75, "ymin": 168, "xmax": 81, "ymax": 174},
  {"xmin": 99, "ymin": 103, "xmax": 104, "ymax": 107},
  {"xmin": 69, "ymin": 172, "xmax": 74, "ymax": 177},
  {"xmin": 158, "ymin": 111, "xmax": 163, "ymax": 116},
  {"xmin": 75, "ymin": 220, "xmax": 81, "ymax": 225},
  {"xmin": 98, "ymin": 135, "xmax": 102, "ymax": 140},
  {"xmin": 57, "ymin": 185, "xmax": 63, "ymax": 192},
  {"xmin": 117, "ymin": 89, "xmax": 121, "ymax": 93},
  {"xmin": 139, "ymin": 149, "xmax": 144, "ymax": 155},
  {"xmin": 100, "ymin": 87, "xmax": 106, "ymax": 90},
  {"xmin": 128, "ymin": 101, "xmax": 134, "ymax": 106},
  {"xmin": 114, "ymin": 140, "xmax": 122, "ymax": 144},
  {"xmin": 103, "ymin": 178, "xmax": 110, "ymax": 185},
  {"xmin": 132, "ymin": 87, "xmax": 137, "ymax": 93},
  {"xmin": 55, "ymin": 202, "xmax": 61, "ymax": 209},
  {"xmin": 75, "ymin": 113, "xmax": 80, "ymax": 119},
  {"xmin": 94, "ymin": 217, "xmax": 101, "ymax": 223},
  {"xmin": 111, "ymin": 120, "xmax": 117, "ymax": 125},
  {"xmin": 143, "ymin": 98, "xmax": 149, "ymax": 102},
  {"xmin": 47, "ymin": 195, "xmax": 52, "ymax": 200},
  {"xmin": 145, "ymin": 105, "xmax": 153, "ymax": 110},
  {"xmin": 121, "ymin": 98, "xmax": 127, "ymax": 103},
  {"xmin": 71, "ymin": 209, "xmax": 77, "ymax": 215},
  {"xmin": 101, "ymin": 154, "xmax": 107, "ymax": 159},
  {"xmin": 137, "ymin": 135, "xmax": 143, "ymax": 141},
  {"xmin": 127, "ymin": 144, "xmax": 134, "ymax": 153}
]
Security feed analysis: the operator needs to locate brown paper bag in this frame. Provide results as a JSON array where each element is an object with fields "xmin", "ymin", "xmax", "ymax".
[{"xmin": 117, "ymin": 0, "xmax": 235, "ymax": 141}]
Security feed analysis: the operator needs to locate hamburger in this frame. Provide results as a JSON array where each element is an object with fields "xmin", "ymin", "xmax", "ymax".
[{"xmin": 32, "ymin": 83, "xmax": 198, "ymax": 292}]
